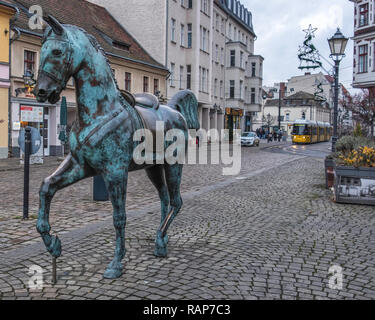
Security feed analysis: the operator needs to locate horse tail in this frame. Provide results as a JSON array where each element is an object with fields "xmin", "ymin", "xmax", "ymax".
[{"xmin": 168, "ymin": 90, "xmax": 200, "ymax": 130}]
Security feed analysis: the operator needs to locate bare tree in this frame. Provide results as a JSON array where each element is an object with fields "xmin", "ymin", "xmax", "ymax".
[{"xmin": 343, "ymin": 89, "xmax": 375, "ymax": 138}]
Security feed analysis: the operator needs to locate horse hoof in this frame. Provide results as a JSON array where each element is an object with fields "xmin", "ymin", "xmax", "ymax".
[
  {"xmin": 103, "ymin": 267, "xmax": 123, "ymax": 279},
  {"xmin": 103, "ymin": 261, "xmax": 123, "ymax": 279},
  {"xmin": 154, "ymin": 244, "xmax": 168, "ymax": 257},
  {"xmin": 50, "ymin": 236, "xmax": 62, "ymax": 258}
]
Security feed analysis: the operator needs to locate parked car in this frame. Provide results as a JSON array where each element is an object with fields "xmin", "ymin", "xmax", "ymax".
[{"xmin": 241, "ymin": 132, "xmax": 260, "ymax": 147}]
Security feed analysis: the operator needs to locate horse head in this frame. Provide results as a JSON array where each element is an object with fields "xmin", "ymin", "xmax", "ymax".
[{"xmin": 34, "ymin": 15, "xmax": 79, "ymax": 104}]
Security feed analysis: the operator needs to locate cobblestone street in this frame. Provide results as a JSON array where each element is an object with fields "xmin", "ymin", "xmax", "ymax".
[{"xmin": 0, "ymin": 142, "xmax": 374, "ymax": 300}]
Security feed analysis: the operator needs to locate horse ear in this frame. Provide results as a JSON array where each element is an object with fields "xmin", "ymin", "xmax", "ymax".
[{"xmin": 45, "ymin": 15, "xmax": 64, "ymax": 36}]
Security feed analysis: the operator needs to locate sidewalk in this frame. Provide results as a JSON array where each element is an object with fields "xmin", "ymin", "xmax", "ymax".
[{"xmin": 0, "ymin": 156, "xmax": 64, "ymax": 172}]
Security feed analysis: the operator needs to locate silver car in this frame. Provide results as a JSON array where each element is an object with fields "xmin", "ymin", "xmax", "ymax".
[{"xmin": 241, "ymin": 132, "xmax": 260, "ymax": 147}]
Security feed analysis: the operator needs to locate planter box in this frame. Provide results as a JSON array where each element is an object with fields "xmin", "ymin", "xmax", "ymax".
[
  {"xmin": 334, "ymin": 165, "xmax": 375, "ymax": 205},
  {"xmin": 325, "ymin": 158, "xmax": 335, "ymax": 189}
]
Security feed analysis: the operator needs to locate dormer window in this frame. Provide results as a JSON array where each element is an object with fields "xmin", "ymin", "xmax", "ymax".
[{"xmin": 113, "ymin": 40, "xmax": 130, "ymax": 52}]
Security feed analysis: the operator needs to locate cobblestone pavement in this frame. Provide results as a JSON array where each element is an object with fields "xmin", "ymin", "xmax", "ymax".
[{"xmin": 0, "ymin": 142, "xmax": 374, "ymax": 300}]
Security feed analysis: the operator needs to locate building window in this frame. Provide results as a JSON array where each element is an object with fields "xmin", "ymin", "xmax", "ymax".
[
  {"xmin": 251, "ymin": 88, "xmax": 256, "ymax": 104},
  {"xmin": 170, "ymin": 63, "xmax": 175, "ymax": 86},
  {"xmin": 186, "ymin": 65, "xmax": 191, "ymax": 89},
  {"xmin": 125, "ymin": 72, "xmax": 131, "ymax": 91},
  {"xmin": 240, "ymin": 51, "xmax": 244, "ymax": 68},
  {"xmin": 179, "ymin": 66, "xmax": 184, "ymax": 89},
  {"xmin": 240, "ymin": 80, "xmax": 243, "ymax": 100},
  {"xmin": 228, "ymin": 23, "xmax": 232, "ymax": 39},
  {"xmin": 229, "ymin": 80, "xmax": 235, "ymax": 98},
  {"xmin": 171, "ymin": 18, "xmax": 176, "ymax": 42},
  {"xmin": 230, "ymin": 50, "xmax": 236, "ymax": 67},
  {"xmin": 202, "ymin": 68, "xmax": 207, "ymax": 92},
  {"xmin": 220, "ymin": 80, "xmax": 223, "ymax": 99},
  {"xmin": 187, "ymin": 24, "xmax": 192, "ymax": 48},
  {"xmin": 215, "ymin": 44, "xmax": 219, "ymax": 62},
  {"xmin": 143, "ymin": 76, "xmax": 149, "ymax": 92},
  {"xmin": 214, "ymin": 78, "xmax": 218, "ymax": 97},
  {"xmin": 221, "ymin": 17, "xmax": 225, "ymax": 34},
  {"xmin": 154, "ymin": 79, "xmax": 159, "ymax": 95},
  {"xmin": 188, "ymin": 0, "xmax": 192, "ymax": 9},
  {"xmin": 181, "ymin": 0, "xmax": 184, "ymax": 7},
  {"xmin": 234, "ymin": 27, "xmax": 237, "ymax": 41},
  {"xmin": 359, "ymin": 44, "xmax": 368, "ymax": 73},
  {"xmin": 216, "ymin": 14, "xmax": 220, "ymax": 30},
  {"xmin": 286, "ymin": 113, "xmax": 290, "ymax": 121},
  {"xmin": 251, "ymin": 62, "xmax": 256, "ymax": 77},
  {"xmin": 200, "ymin": 26, "xmax": 208, "ymax": 51},
  {"xmin": 180, "ymin": 24, "xmax": 185, "ymax": 46},
  {"xmin": 201, "ymin": 0, "xmax": 209, "ymax": 15},
  {"xmin": 24, "ymin": 50, "xmax": 36, "ymax": 74},
  {"xmin": 359, "ymin": 3, "xmax": 369, "ymax": 27}
]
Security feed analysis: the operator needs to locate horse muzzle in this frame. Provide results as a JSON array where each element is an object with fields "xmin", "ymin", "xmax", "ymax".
[{"xmin": 34, "ymin": 87, "xmax": 61, "ymax": 104}]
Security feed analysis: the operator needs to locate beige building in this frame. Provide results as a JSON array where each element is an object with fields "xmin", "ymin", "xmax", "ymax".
[
  {"xmin": 89, "ymin": 0, "xmax": 263, "ymax": 139},
  {"xmin": 0, "ymin": 1, "xmax": 16, "ymax": 159},
  {"xmin": 262, "ymin": 91, "xmax": 331, "ymax": 135},
  {"xmin": 7, "ymin": 0, "xmax": 168, "ymax": 157}
]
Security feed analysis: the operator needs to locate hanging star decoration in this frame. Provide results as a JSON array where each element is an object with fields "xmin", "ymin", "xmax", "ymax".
[
  {"xmin": 298, "ymin": 24, "xmax": 322, "ymax": 70},
  {"xmin": 314, "ymin": 80, "xmax": 327, "ymax": 105}
]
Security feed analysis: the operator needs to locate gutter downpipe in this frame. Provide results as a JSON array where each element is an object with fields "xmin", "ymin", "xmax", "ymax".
[
  {"xmin": 7, "ymin": 3, "xmax": 20, "ymax": 157},
  {"xmin": 165, "ymin": 0, "xmax": 169, "ymax": 101}
]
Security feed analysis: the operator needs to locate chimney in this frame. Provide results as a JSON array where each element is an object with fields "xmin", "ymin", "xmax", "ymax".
[{"xmin": 280, "ymin": 82, "xmax": 286, "ymax": 99}]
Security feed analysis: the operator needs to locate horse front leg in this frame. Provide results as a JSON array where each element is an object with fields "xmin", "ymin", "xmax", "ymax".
[
  {"xmin": 37, "ymin": 154, "xmax": 94, "ymax": 258},
  {"xmin": 102, "ymin": 171, "xmax": 128, "ymax": 279}
]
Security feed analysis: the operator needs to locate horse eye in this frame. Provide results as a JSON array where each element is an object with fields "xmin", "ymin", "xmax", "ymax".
[{"xmin": 52, "ymin": 49, "xmax": 62, "ymax": 56}]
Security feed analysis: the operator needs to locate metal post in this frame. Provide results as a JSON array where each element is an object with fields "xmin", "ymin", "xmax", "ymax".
[
  {"xmin": 23, "ymin": 127, "xmax": 31, "ymax": 220},
  {"xmin": 52, "ymin": 257, "xmax": 57, "ymax": 285},
  {"xmin": 332, "ymin": 60, "xmax": 340, "ymax": 152},
  {"xmin": 278, "ymin": 93, "xmax": 281, "ymax": 129}
]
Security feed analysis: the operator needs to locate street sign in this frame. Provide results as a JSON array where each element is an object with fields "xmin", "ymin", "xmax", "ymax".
[{"xmin": 18, "ymin": 127, "xmax": 42, "ymax": 155}]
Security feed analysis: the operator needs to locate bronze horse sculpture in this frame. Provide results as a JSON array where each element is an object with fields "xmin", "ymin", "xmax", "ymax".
[{"xmin": 34, "ymin": 16, "xmax": 199, "ymax": 279}]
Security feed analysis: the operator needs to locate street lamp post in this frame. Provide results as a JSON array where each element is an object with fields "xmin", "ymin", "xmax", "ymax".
[{"xmin": 328, "ymin": 28, "xmax": 348, "ymax": 152}]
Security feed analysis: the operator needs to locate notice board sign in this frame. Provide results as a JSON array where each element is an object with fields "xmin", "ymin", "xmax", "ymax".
[{"xmin": 20, "ymin": 106, "xmax": 43, "ymax": 123}]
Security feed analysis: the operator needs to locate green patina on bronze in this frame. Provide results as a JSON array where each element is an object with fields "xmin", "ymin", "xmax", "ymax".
[{"xmin": 34, "ymin": 15, "xmax": 199, "ymax": 279}]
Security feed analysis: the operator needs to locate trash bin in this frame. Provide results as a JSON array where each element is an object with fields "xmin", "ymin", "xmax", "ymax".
[{"xmin": 93, "ymin": 175, "xmax": 109, "ymax": 201}]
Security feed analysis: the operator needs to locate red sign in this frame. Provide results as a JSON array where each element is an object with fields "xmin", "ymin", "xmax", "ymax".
[{"xmin": 20, "ymin": 106, "xmax": 33, "ymax": 111}]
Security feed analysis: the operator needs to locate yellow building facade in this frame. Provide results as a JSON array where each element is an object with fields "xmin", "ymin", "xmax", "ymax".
[{"xmin": 0, "ymin": 2, "xmax": 15, "ymax": 158}]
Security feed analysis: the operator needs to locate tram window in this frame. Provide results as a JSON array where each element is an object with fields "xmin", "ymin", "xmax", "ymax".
[{"xmin": 292, "ymin": 125, "xmax": 309, "ymax": 135}]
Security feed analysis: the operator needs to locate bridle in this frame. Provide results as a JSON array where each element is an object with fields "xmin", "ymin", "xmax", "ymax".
[{"xmin": 38, "ymin": 38, "xmax": 74, "ymax": 93}]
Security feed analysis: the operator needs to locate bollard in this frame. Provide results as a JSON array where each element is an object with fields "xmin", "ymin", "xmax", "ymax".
[
  {"xmin": 23, "ymin": 127, "xmax": 31, "ymax": 220},
  {"xmin": 52, "ymin": 257, "xmax": 57, "ymax": 285}
]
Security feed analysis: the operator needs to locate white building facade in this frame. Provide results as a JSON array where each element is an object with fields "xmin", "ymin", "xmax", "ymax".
[
  {"xmin": 349, "ymin": 0, "xmax": 375, "ymax": 90},
  {"xmin": 89, "ymin": 0, "xmax": 263, "ymax": 139}
]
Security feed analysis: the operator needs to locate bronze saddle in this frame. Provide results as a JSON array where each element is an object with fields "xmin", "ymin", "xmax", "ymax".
[{"xmin": 120, "ymin": 91, "xmax": 165, "ymax": 150}]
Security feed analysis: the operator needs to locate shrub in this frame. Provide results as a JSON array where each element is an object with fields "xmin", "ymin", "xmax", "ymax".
[{"xmin": 335, "ymin": 135, "xmax": 375, "ymax": 157}]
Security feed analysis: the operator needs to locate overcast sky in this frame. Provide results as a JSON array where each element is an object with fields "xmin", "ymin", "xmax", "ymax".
[{"xmin": 243, "ymin": 0, "xmax": 355, "ymax": 93}]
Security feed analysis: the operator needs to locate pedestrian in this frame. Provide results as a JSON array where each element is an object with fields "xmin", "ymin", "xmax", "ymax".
[
  {"xmin": 278, "ymin": 131, "xmax": 282, "ymax": 142},
  {"xmin": 273, "ymin": 131, "xmax": 277, "ymax": 141},
  {"xmin": 267, "ymin": 132, "xmax": 273, "ymax": 143}
]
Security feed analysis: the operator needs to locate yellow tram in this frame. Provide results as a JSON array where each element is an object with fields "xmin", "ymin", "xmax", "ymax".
[{"xmin": 291, "ymin": 120, "xmax": 332, "ymax": 144}]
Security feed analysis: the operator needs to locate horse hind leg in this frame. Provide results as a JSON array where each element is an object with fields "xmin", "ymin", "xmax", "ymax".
[
  {"xmin": 155, "ymin": 164, "xmax": 183, "ymax": 257},
  {"xmin": 145, "ymin": 165, "xmax": 170, "ymax": 257},
  {"xmin": 102, "ymin": 171, "xmax": 128, "ymax": 279}
]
